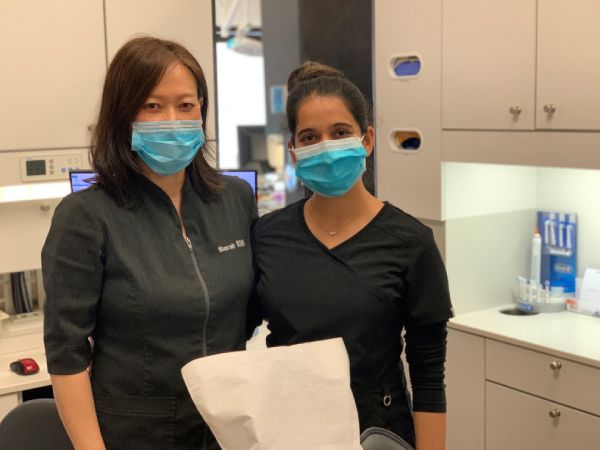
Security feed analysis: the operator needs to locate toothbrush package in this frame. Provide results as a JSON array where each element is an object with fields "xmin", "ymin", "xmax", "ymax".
[{"xmin": 537, "ymin": 211, "xmax": 577, "ymax": 295}]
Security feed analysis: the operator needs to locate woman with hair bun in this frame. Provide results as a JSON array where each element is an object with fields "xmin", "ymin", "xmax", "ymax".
[{"xmin": 251, "ymin": 62, "xmax": 453, "ymax": 449}]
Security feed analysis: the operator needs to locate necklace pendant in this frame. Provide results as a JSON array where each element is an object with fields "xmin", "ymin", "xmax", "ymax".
[{"xmin": 328, "ymin": 230, "xmax": 337, "ymax": 236}]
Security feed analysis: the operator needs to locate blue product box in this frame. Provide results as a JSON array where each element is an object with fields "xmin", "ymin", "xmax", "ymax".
[{"xmin": 537, "ymin": 211, "xmax": 577, "ymax": 294}]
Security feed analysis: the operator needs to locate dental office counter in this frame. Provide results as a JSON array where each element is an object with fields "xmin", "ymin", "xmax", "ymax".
[
  {"xmin": 2, "ymin": 309, "xmax": 600, "ymax": 450},
  {"xmin": 449, "ymin": 307, "xmax": 600, "ymax": 368},
  {"xmin": 0, "ymin": 319, "xmax": 267, "ymax": 422},
  {"xmin": 0, "ymin": 316, "xmax": 49, "ymax": 421},
  {"xmin": 446, "ymin": 307, "xmax": 600, "ymax": 450}
]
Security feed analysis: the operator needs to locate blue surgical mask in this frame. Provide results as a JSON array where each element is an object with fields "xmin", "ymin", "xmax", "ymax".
[
  {"xmin": 293, "ymin": 136, "xmax": 367, "ymax": 197},
  {"xmin": 131, "ymin": 120, "xmax": 205, "ymax": 176}
]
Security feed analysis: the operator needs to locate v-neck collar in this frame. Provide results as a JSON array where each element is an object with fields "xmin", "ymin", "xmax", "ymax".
[
  {"xmin": 139, "ymin": 171, "xmax": 196, "ymax": 230},
  {"xmin": 298, "ymin": 198, "xmax": 389, "ymax": 252}
]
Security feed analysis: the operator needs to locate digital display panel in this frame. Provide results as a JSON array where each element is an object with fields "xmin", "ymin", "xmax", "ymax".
[{"xmin": 26, "ymin": 160, "xmax": 46, "ymax": 176}]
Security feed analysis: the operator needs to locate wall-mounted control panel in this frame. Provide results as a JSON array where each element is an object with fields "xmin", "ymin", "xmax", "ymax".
[{"xmin": 20, "ymin": 153, "xmax": 83, "ymax": 182}]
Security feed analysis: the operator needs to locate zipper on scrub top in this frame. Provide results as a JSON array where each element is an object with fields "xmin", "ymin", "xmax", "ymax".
[{"xmin": 184, "ymin": 235, "xmax": 210, "ymax": 357}]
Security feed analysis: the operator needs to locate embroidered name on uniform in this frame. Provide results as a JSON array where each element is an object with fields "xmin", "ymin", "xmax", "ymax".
[{"xmin": 218, "ymin": 239, "xmax": 246, "ymax": 253}]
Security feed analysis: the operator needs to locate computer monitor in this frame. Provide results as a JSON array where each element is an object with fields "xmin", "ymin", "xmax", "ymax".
[
  {"xmin": 69, "ymin": 169, "xmax": 257, "ymax": 195},
  {"xmin": 69, "ymin": 170, "xmax": 96, "ymax": 193},
  {"xmin": 237, "ymin": 125, "xmax": 274, "ymax": 173},
  {"xmin": 220, "ymin": 170, "xmax": 257, "ymax": 196}
]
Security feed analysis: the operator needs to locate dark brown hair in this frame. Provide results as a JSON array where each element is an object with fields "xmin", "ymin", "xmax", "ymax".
[
  {"xmin": 91, "ymin": 36, "xmax": 221, "ymax": 208},
  {"xmin": 286, "ymin": 61, "xmax": 370, "ymax": 138}
]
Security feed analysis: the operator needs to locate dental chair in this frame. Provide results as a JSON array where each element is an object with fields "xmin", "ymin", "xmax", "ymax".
[
  {"xmin": 360, "ymin": 427, "xmax": 415, "ymax": 450},
  {"xmin": 0, "ymin": 399, "xmax": 72, "ymax": 450}
]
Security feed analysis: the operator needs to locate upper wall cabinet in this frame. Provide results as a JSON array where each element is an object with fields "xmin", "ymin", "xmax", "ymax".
[
  {"xmin": 0, "ymin": 1, "xmax": 106, "ymax": 152},
  {"xmin": 104, "ymin": 0, "xmax": 216, "ymax": 141},
  {"xmin": 375, "ymin": 0, "xmax": 600, "ymax": 224},
  {"xmin": 0, "ymin": 0, "xmax": 216, "ymax": 154},
  {"xmin": 374, "ymin": 1, "xmax": 444, "ymax": 221},
  {"xmin": 442, "ymin": 0, "xmax": 537, "ymax": 130},
  {"xmin": 536, "ymin": 0, "xmax": 600, "ymax": 130},
  {"xmin": 443, "ymin": 0, "xmax": 600, "ymax": 132},
  {"xmin": 0, "ymin": 1, "xmax": 216, "ymax": 274}
]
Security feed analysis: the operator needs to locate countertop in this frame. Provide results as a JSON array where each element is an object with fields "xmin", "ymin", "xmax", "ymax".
[
  {"xmin": 0, "ymin": 348, "xmax": 49, "ymax": 396},
  {"xmin": 0, "ymin": 315, "xmax": 49, "ymax": 397},
  {"xmin": 449, "ymin": 306, "xmax": 600, "ymax": 368},
  {"xmin": 3, "ymin": 310, "xmax": 600, "ymax": 396}
]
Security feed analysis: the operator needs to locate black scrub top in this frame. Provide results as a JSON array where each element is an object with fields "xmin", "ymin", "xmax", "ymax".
[
  {"xmin": 252, "ymin": 199, "xmax": 453, "ymax": 445},
  {"xmin": 43, "ymin": 174, "xmax": 257, "ymax": 450}
]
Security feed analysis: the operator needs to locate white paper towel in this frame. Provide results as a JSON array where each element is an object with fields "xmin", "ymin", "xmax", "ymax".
[{"xmin": 181, "ymin": 337, "xmax": 362, "ymax": 450}]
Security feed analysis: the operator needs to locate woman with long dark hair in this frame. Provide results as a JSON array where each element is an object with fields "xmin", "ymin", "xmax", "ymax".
[{"xmin": 43, "ymin": 37, "xmax": 256, "ymax": 449}]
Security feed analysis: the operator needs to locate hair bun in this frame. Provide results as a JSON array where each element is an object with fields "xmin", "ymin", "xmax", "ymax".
[{"xmin": 287, "ymin": 61, "xmax": 345, "ymax": 92}]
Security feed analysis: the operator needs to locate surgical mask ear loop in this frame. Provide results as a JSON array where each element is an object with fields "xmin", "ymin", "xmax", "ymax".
[{"xmin": 359, "ymin": 134, "xmax": 370, "ymax": 150}]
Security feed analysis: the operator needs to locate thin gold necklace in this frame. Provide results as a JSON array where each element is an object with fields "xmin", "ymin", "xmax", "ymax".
[{"xmin": 308, "ymin": 196, "xmax": 364, "ymax": 237}]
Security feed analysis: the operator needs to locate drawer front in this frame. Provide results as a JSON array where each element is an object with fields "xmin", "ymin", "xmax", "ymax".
[
  {"xmin": 486, "ymin": 382, "xmax": 600, "ymax": 450},
  {"xmin": 486, "ymin": 339, "xmax": 600, "ymax": 416}
]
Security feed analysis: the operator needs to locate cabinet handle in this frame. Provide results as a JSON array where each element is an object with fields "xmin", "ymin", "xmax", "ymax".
[
  {"xmin": 543, "ymin": 104, "xmax": 557, "ymax": 114},
  {"xmin": 549, "ymin": 408, "xmax": 561, "ymax": 418},
  {"xmin": 550, "ymin": 361, "xmax": 562, "ymax": 371},
  {"xmin": 40, "ymin": 203, "xmax": 51, "ymax": 212},
  {"xmin": 509, "ymin": 106, "xmax": 522, "ymax": 115}
]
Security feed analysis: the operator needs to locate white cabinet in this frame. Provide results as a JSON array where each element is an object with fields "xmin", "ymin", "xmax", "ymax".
[
  {"xmin": 0, "ymin": 0, "xmax": 216, "ymax": 153},
  {"xmin": 445, "ymin": 329, "xmax": 485, "ymax": 450},
  {"xmin": 536, "ymin": 0, "xmax": 600, "ymax": 130},
  {"xmin": 374, "ymin": 0, "xmax": 443, "ymax": 221},
  {"xmin": 486, "ymin": 339, "xmax": 600, "ymax": 416},
  {"xmin": 443, "ymin": 0, "xmax": 600, "ymax": 132},
  {"xmin": 446, "ymin": 329, "xmax": 600, "ymax": 450},
  {"xmin": 0, "ymin": 0, "xmax": 216, "ymax": 159},
  {"xmin": 104, "ymin": 0, "xmax": 216, "ymax": 142},
  {"xmin": 0, "ymin": 2, "xmax": 216, "ymax": 275},
  {"xmin": 0, "ymin": 393, "xmax": 19, "ymax": 422},
  {"xmin": 0, "ymin": 1, "xmax": 106, "ymax": 152},
  {"xmin": 442, "ymin": 0, "xmax": 537, "ymax": 130},
  {"xmin": 375, "ymin": 0, "xmax": 600, "ymax": 224},
  {"xmin": 486, "ymin": 382, "xmax": 600, "ymax": 450}
]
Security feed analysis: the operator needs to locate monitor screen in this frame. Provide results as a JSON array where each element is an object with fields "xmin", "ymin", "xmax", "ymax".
[
  {"xmin": 237, "ymin": 125, "xmax": 274, "ymax": 173},
  {"xmin": 69, "ymin": 169, "xmax": 257, "ymax": 195},
  {"xmin": 221, "ymin": 170, "xmax": 257, "ymax": 195},
  {"xmin": 69, "ymin": 170, "xmax": 96, "ymax": 193}
]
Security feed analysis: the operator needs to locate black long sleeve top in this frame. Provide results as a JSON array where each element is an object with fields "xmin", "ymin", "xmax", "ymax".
[{"xmin": 252, "ymin": 199, "xmax": 453, "ymax": 447}]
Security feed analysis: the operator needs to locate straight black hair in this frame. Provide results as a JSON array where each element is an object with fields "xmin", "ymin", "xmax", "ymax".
[{"xmin": 91, "ymin": 36, "xmax": 221, "ymax": 208}]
